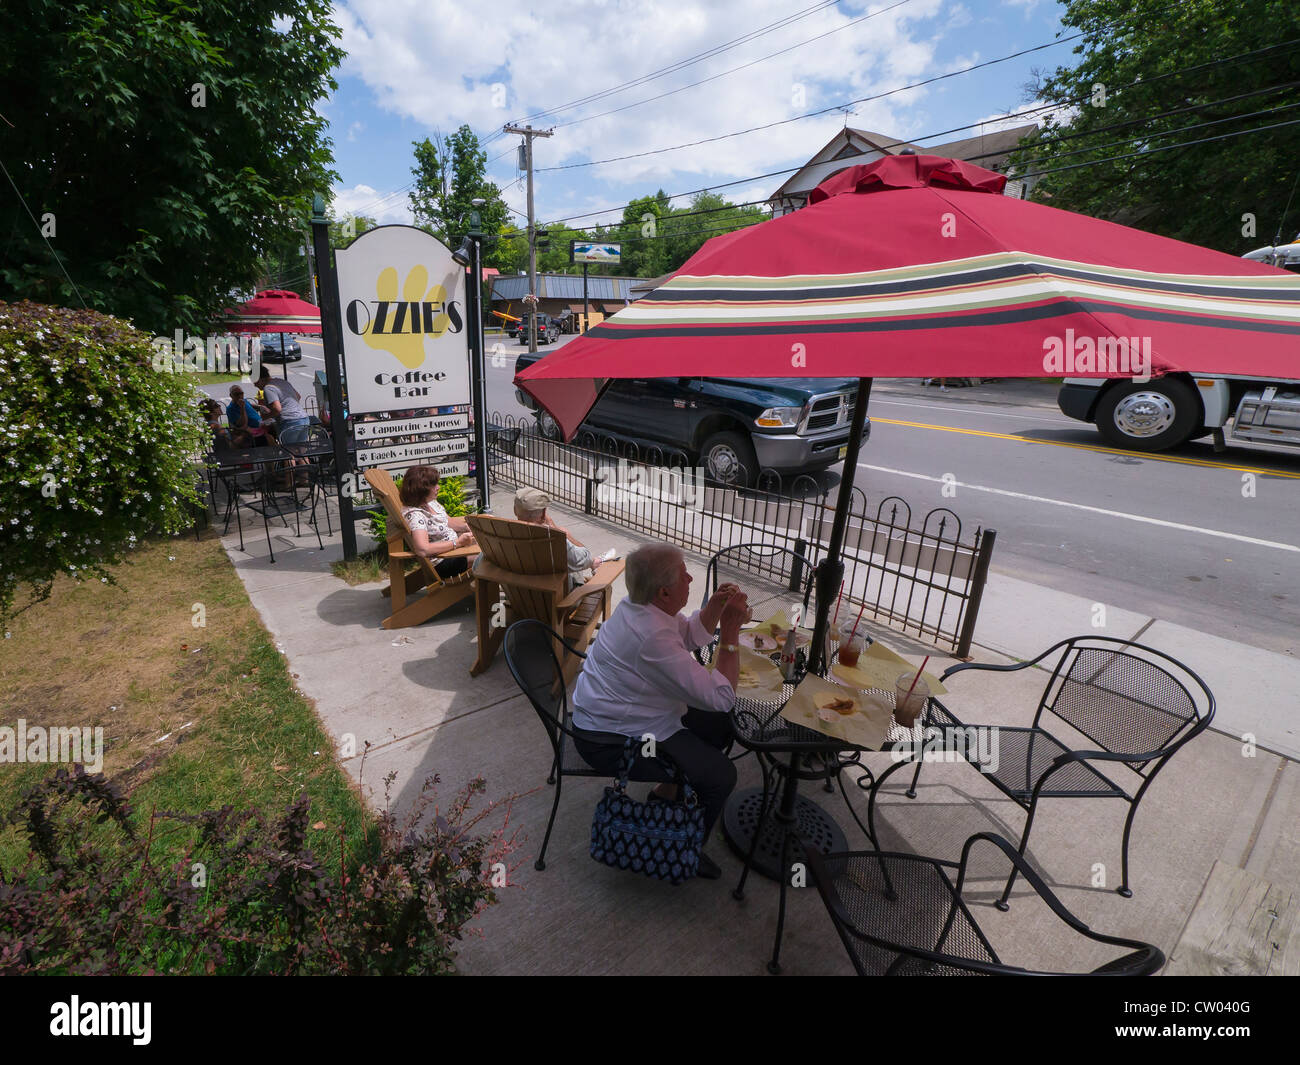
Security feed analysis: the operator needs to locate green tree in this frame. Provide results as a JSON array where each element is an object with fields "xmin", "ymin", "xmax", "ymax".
[
  {"xmin": 0, "ymin": 0, "xmax": 345, "ymax": 335},
  {"xmin": 1009, "ymin": 0, "xmax": 1300, "ymax": 252},
  {"xmin": 536, "ymin": 223, "xmax": 588, "ymax": 274},
  {"xmin": 328, "ymin": 213, "xmax": 378, "ymax": 250},
  {"xmin": 409, "ymin": 126, "xmax": 511, "ymax": 267}
]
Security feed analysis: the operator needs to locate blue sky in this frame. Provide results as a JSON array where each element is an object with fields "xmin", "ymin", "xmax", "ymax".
[{"xmin": 321, "ymin": 0, "xmax": 1068, "ymax": 234}]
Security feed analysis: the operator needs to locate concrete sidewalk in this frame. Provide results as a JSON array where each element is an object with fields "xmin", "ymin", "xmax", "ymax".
[{"xmin": 216, "ymin": 486, "xmax": 1300, "ymax": 975}]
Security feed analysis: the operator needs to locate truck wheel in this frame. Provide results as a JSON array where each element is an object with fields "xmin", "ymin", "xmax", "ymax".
[
  {"xmin": 536, "ymin": 410, "xmax": 563, "ymax": 441},
  {"xmin": 1094, "ymin": 378, "xmax": 1200, "ymax": 452},
  {"xmin": 701, "ymin": 431, "xmax": 757, "ymax": 487}
]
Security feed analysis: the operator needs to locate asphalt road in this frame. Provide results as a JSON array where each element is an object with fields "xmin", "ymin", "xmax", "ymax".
[{"xmin": 296, "ymin": 333, "xmax": 1300, "ymax": 656}]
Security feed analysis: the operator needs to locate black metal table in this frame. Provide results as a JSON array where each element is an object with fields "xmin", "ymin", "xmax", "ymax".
[
  {"xmin": 713, "ymin": 645, "xmax": 905, "ymax": 974},
  {"xmin": 207, "ymin": 444, "xmax": 322, "ymax": 561}
]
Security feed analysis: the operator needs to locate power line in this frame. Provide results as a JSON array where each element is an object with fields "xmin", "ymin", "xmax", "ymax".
[
  {"xmin": 526, "ymin": 49, "xmax": 1300, "ymax": 230},
  {"xmin": 551, "ymin": 0, "xmax": 913, "ymax": 132},
  {"xmin": 494, "ymin": 111, "xmax": 1300, "ymax": 247},
  {"xmin": 536, "ymin": 33, "xmax": 1083, "ymax": 173},
  {"xmin": 1021, "ymin": 116, "xmax": 1300, "ymax": 181},
  {"xmin": 536, "ymin": 32, "xmax": 1300, "ymax": 176},
  {"xmin": 501, "ymin": 0, "xmax": 845, "ymax": 130},
  {"xmin": 0, "ymin": 154, "xmax": 87, "ymax": 308}
]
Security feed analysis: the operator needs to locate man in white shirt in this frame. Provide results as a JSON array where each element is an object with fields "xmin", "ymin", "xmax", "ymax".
[{"xmin": 572, "ymin": 543, "xmax": 751, "ymax": 879}]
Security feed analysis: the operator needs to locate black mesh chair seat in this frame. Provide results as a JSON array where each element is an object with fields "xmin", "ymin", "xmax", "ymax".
[
  {"xmin": 802, "ymin": 833, "xmax": 1165, "ymax": 976},
  {"xmin": 924, "ymin": 701, "xmax": 1125, "ymax": 800},
  {"xmin": 820, "ymin": 852, "xmax": 997, "ymax": 975},
  {"xmin": 872, "ymin": 636, "xmax": 1215, "ymax": 907}
]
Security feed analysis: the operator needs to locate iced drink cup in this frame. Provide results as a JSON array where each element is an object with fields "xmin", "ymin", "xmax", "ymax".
[
  {"xmin": 894, "ymin": 671, "xmax": 930, "ymax": 727},
  {"xmin": 838, "ymin": 636, "xmax": 863, "ymax": 668}
]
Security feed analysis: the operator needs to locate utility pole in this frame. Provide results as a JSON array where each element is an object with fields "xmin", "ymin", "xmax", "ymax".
[{"xmin": 503, "ymin": 122, "xmax": 553, "ymax": 353}]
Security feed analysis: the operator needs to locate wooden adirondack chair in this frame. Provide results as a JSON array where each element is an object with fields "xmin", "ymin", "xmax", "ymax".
[
  {"xmin": 364, "ymin": 468, "xmax": 478, "ymax": 629},
  {"xmin": 466, "ymin": 513, "xmax": 625, "ymax": 683}
]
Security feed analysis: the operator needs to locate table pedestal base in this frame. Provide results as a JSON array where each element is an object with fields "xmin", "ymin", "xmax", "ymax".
[{"xmin": 721, "ymin": 787, "xmax": 847, "ymax": 882}]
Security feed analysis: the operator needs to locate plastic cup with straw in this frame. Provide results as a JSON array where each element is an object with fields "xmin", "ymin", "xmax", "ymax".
[{"xmin": 894, "ymin": 655, "xmax": 931, "ymax": 728}]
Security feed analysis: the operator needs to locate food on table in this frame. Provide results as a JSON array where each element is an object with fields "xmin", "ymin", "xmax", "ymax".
[{"xmin": 814, "ymin": 692, "xmax": 858, "ymax": 716}]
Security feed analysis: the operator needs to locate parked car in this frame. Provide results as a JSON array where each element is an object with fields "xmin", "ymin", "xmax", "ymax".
[
  {"xmin": 516, "ymin": 351, "xmax": 869, "ymax": 486},
  {"xmin": 260, "ymin": 332, "xmax": 302, "ymax": 362},
  {"xmin": 515, "ymin": 314, "xmax": 561, "ymax": 344}
]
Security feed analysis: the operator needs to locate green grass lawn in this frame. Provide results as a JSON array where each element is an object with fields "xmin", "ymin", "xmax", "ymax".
[
  {"xmin": 193, "ymin": 369, "xmax": 245, "ymax": 386},
  {"xmin": 0, "ymin": 531, "xmax": 373, "ymax": 873}
]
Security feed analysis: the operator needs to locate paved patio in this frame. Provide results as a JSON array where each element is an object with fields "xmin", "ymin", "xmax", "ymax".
[{"xmin": 215, "ymin": 486, "xmax": 1300, "ymax": 975}]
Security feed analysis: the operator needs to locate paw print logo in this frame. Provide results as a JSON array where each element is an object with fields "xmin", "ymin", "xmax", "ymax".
[{"xmin": 362, "ymin": 265, "xmax": 453, "ymax": 368}]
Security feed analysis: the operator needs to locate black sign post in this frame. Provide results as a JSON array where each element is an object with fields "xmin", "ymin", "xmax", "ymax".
[
  {"xmin": 310, "ymin": 194, "xmax": 358, "ymax": 560},
  {"xmin": 465, "ymin": 208, "xmax": 490, "ymax": 510}
]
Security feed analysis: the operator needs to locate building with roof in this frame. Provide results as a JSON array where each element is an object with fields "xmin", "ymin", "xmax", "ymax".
[
  {"xmin": 489, "ymin": 272, "xmax": 642, "ymax": 330},
  {"xmin": 768, "ymin": 122, "xmax": 1039, "ymax": 217}
]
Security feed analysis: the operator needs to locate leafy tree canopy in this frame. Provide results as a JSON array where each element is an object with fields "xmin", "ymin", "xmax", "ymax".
[
  {"xmin": 1009, "ymin": 0, "xmax": 1300, "ymax": 252},
  {"xmin": 0, "ymin": 0, "xmax": 346, "ymax": 335},
  {"xmin": 409, "ymin": 126, "xmax": 511, "ymax": 268}
]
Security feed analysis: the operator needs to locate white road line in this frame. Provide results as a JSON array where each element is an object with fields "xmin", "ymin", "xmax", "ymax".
[
  {"xmin": 870, "ymin": 398, "xmax": 1068, "ymax": 424},
  {"xmin": 854, "ymin": 462, "xmax": 1300, "ymax": 553}
]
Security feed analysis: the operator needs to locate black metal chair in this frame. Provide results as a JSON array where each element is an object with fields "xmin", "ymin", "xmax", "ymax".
[
  {"xmin": 800, "ymin": 832, "xmax": 1165, "ymax": 975},
  {"xmin": 504, "ymin": 619, "xmax": 659, "ymax": 872},
  {"xmin": 868, "ymin": 636, "xmax": 1215, "ymax": 907},
  {"xmin": 276, "ymin": 424, "xmax": 331, "ymax": 543}
]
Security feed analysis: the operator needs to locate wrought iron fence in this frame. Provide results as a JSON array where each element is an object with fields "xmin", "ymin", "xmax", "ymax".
[{"xmin": 487, "ymin": 412, "xmax": 995, "ymax": 657}]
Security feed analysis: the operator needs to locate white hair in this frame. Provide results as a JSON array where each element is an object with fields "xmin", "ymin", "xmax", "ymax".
[{"xmin": 625, "ymin": 544, "xmax": 684, "ymax": 604}]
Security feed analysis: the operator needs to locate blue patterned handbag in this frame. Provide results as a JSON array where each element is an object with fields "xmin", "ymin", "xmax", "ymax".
[{"xmin": 590, "ymin": 738, "xmax": 706, "ymax": 885}]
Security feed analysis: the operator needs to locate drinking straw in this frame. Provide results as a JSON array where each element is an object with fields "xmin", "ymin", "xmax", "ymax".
[
  {"xmin": 901, "ymin": 656, "xmax": 931, "ymax": 703},
  {"xmin": 832, "ymin": 581, "xmax": 845, "ymax": 624},
  {"xmin": 848, "ymin": 599, "xmax": 868, "ymax": 639}
]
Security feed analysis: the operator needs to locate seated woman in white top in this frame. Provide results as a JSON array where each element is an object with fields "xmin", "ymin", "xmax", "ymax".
[
  {"xmin": 398, "ymin": 465, "xmax": 475, "ymax": 576},
  {"xmin": 571, "ymin": 543, "xmax": 750, "ymax": 879}
]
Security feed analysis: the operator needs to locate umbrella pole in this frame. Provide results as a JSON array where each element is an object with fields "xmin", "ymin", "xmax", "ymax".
[
  {"xmin": 281, "ymin": 335, "xmax": 288, "ymax": 380},
  {"xmin": 809, "ymin": 377, "xmax": 872, "ymax": 674}
]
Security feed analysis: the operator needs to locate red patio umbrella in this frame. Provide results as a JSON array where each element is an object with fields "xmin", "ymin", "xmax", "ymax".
[
  {"xmin": 220, "ymin": 288, "xmax": 323, "ymax": 379},
  {"xmin": 515, "ymin": 154, "xmax": 1300, "ymax": 662}
]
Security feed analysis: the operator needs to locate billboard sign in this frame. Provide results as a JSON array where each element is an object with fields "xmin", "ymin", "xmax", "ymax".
[{"xmin": 570, "ymin": 241, "xmax": 622, "ymax": 264}]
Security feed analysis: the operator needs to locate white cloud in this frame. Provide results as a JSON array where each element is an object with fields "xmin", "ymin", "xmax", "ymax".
[{"xmin": 331, "ymin": 183, "xmax": 414, "ymax": 225}]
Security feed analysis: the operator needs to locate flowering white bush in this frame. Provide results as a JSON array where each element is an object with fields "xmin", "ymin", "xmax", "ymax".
[{"xmin": 0, "ymin": 301, "xmax": 208, "ymax": 628}]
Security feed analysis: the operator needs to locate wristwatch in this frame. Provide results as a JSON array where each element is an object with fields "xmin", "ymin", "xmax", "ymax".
[{"xmin": 719, "ymin": 643, "xmax": 740, "ymax": 653}]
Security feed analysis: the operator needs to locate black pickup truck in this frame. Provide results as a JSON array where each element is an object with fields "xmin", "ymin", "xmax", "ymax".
[{"xmin": 515, "ymin": 350, "xmax": 868, "ymax": 485}]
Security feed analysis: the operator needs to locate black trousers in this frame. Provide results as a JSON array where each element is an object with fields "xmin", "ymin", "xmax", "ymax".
[
  {"xmin": 574, "ymin": 709, "xmax": 737, "ymax": 836},
  {"xmin": 433, "ymin": 554, "xmax": 469, "ymax": 579}
]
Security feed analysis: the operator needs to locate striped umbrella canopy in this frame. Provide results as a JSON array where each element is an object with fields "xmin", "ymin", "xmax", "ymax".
[
  {"xmin": 515, "ymin": 154, "xmax": 1300, "ymax": 667},
  {"xmin": 517, "ymin": 154, "xmax": 1300, "ymax": 440}
]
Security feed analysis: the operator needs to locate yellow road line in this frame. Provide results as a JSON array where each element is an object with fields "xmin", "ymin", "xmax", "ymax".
[{"xmin": 871, "ymin": 417, "xmax": 1300, "ymax": 479}]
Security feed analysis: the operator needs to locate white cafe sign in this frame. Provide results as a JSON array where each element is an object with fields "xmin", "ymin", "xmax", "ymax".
[{"xmin": 334, "ymin": 225, "xmax": 471, "ymax": 417}]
